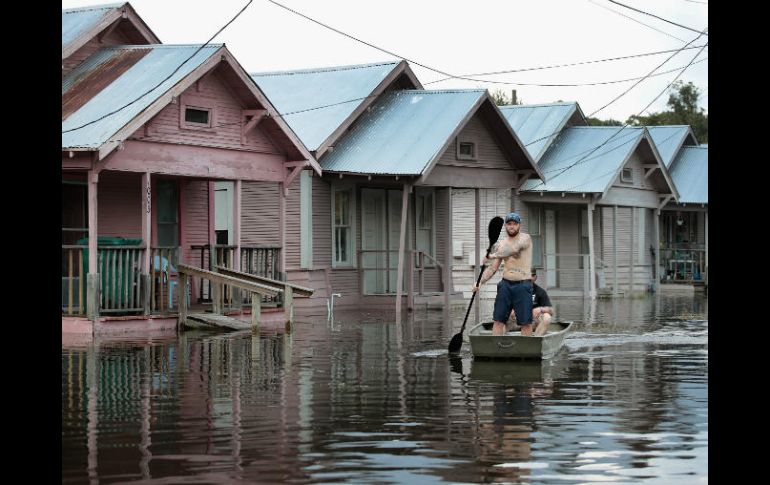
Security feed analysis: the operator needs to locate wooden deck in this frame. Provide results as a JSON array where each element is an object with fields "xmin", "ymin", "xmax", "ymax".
[{"xmin": 183, "ymin": 312, "xmax": 253, "ymax": 330}]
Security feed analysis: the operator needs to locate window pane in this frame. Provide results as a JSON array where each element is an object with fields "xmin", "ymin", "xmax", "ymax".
[
  {"xmin": 532, "ymin": 235, "xmax": 542, "ymax": 266},
  {"xmin": 528, "ymin": 207, "xmax": 540, "ymax": 235},
  {"xmin": 158, "ymin": 223, "xmax": 179, "ymax": 247},
  {"xmin": 185, "ymin": 107, "xmax": 209, "ymax": 124}
]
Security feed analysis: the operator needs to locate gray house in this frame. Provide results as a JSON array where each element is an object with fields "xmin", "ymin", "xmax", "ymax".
[
  {"xmin": 648, "ymin": 126, "xmax": 707, "ymax": 286},
  {"xmin": 251, "ymin": 62, "xmax": 543, "ymax": 310}
]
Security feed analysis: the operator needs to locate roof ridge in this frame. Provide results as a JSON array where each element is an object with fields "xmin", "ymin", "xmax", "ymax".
[
  {"xmin": 500, "ymin": 102, "xmax": 576, "ymax": 109},
  {"xmin": 393, "ymin": 89, "xmax": 485, "ymax": 95},
  {"xmin": 62, "ymin": 2, "xmax": 125, "ymax": 14},
  {"xmin": 251, "ymin": 61, "xmax": 400, "ymax": 77},
  {"xmin": 98, "ymin": 43, "xmax": 223, "ymax": 50}
]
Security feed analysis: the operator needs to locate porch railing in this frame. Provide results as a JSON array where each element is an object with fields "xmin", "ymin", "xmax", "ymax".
[
  {"xmin": 659, "ymin": 247, "xmax": 706, "ymax": 282},
  {"xmin": 62, "ymin": 245, "xmax": 86, "ymax": 316},
  {"xmin": 150, "ymin": 246, "xmax": 180, "ymax": 314},
  {"xmin": 190, "ymin": 245, "xmax": 282, "ymax": 308}
]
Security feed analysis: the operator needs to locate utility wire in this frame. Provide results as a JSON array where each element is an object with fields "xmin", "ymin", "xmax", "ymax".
[
  {"xmin": 62, "ymin": 0, "xmax": 254, "ymax": 134},
  {"xmin": 423, "ymin": 44, "xmax": 708, "ymax": 84},
  {"xmin": 607, "ymin": 0, "xmax": 707, "ymax": 36},
  {"xmin": 587, "ymin": 0, "xmax": 687, "ymax": 42},
  {"xmin": 527, "ymin": 37, "xmax": 708, "ymax": 191}
]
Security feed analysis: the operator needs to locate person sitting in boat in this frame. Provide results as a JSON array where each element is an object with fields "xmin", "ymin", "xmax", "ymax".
[
  {"xmin": 472, "ymin": 212, "xmax": 534, "ymax": 336},
  {"xmin": 505, "ymin": 268, "xmax": 554, "ymax": 336}
]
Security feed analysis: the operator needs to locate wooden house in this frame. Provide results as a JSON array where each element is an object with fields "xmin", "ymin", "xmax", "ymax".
[
  {"xmin": 648, "ymin": 127, "xmax": 707, "ymax": 287},
  {"xmin": 251, "ymin": 62, "xmax": 543, "ymax": 311},
  {"xmin": 62, "ymin": 3, "xmax": 319, "ymax": 332}
]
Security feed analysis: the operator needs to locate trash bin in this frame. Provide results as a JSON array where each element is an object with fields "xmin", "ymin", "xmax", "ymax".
[{"xmin": 77, "ymin": 236, "xmax": 144, "ymax": 312}]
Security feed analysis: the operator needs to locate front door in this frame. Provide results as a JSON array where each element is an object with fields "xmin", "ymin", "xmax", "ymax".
[
  {"xmin": 156, "ymin": 180, "xmax": 179, "ymax": 248},
  {"xmin": 361, "ymin": 188, "xmax": 405, "ymax": 294}
]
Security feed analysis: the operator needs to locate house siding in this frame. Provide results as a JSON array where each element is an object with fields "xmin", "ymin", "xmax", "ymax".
[
  {"xmin": 241, "ymin": 181, "xmax": 280, "ymax": 246},
  {"xmin": 130, "ymin": 68, "xmax": 282, "ymax": 155},
  {"xmin": 181, "ymin": 180, "xmax": 210, "ymax": 266},
  {"xmin": 437, "ymin": 113, "xmax": 513, "ymax": 171},
  {"xmin": 97, "ymin": 171, "xmax": 142, "ymax": 238}
]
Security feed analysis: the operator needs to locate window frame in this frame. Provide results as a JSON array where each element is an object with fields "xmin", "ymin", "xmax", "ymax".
[
  {"xmin": 179, "ymin": 94, "xmax": 217, "ymax": 131},
  {"xmin": 331, "ymin": 182, "xmax": 357, "ymax": 268},
  {"xmin": 456, "ymin": 135, "xmax": 478, "ymax": 161},
  {"xmin": 620, "ymin": 167, "xmax": 634, "ymax": 184}
]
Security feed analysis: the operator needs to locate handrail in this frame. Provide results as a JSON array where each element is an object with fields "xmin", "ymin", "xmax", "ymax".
[
  {"xmin": 414, "ymin": 250, "xmax": 443, "ymax": 270},
  {"xmin": 177, "ymin": 264, "xmax": 278, "ymax": 297},
  {"xmin": 214, "ymin": 266, "xmax": 314, "ymax": 297}
]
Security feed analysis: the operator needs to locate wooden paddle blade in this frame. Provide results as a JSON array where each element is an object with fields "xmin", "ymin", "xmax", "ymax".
[
  {"xmin": 448, "ymin": 332, "xmax": 464, "ymax": 353},
  {"xmin": 488, "ymin": 216, "xmax": 504, "ymax": 246}
]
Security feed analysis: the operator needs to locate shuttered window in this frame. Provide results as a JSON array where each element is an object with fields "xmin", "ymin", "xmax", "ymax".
[{"xmin": 332, "ymin": 184, "xmax": 356, "ymax": 267}]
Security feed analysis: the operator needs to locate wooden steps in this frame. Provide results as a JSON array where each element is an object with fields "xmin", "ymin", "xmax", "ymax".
[{"xmin": 184, "ymin": 312, "xmax": 253, "ymax": 331}]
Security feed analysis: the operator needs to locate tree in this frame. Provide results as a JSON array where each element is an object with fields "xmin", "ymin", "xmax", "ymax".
[
  {"xmin": 626, "ymin": 81, "xmax": 708, "ymax": 143},
  {"xmin": 586, "ymin": 117, "xmax": 623, "ymax": 126},
  {"xmin": 490, "ymin": 89, "xmax": 522, "ymax": 106}
]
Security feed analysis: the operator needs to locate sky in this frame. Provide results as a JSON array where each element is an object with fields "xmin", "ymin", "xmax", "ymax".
[{"xmin": 61, "ymin": 0, "xmax": 708, "ymax": 122}]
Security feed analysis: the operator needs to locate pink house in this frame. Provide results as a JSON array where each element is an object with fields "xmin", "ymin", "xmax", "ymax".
[{"xmin": 62, "ymin": 3, "xmax": 319, "ymax": 334}]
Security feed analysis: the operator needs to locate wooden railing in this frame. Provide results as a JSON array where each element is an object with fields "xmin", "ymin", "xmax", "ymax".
[
  {"xmin": 190, "ymin": 245, "xmax": 282, "ymax": 308},
  {"xmin": 150, "ymin": 246, "xmax": 179, "ymax": 314},
  {"xmin": 412, "ymin": 250, "xmax": 444, "ymax": 295},
  {"xmin": 62, "ymin": 245, "xmax": 86, "ymax": 315}
]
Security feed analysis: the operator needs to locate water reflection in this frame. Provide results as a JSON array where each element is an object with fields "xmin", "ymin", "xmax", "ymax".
[{"xmin": 63, "ymin": 293, "xmax": 707, "ymax": 483}]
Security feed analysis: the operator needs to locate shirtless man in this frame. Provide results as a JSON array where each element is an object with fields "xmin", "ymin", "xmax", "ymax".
[{"xmin": 472, "ymin": 212, "xmax": 534, "ymax": 336}]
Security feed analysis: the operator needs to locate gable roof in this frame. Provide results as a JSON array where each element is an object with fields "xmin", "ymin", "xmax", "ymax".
[
  {"xmin": 251, "ymin": 61, "xmax": 421, "ymax": 156},
  {"xmin": 521, "ymin": 126, "xmax": 675, "ymax": 197},
  {"xmin": 320, "ymin": 89, "xmax": 542, "ymax": 181},
  {"xmin": 62, "ymin": 2, "xmax": 160, "ymax": 59},
  {"xmin": 669, "ymin": 146, "xmax": 707, "ymax": 204},
  {"xmin": 646, "ymin": 125, "xmax": 699, "ymax": 168},
  {"xmin": 62, "ymin": 44, "xmax": 318, "ymax": 172},
  {"xmin": 499, "ymin": 102, "xmax": 586, "ymax": 162}
]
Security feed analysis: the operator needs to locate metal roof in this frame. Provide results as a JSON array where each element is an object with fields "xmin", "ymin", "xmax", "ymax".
[
  {"xmin": 669, "ymin": 146, "xmax": 708, "ymax": 204},
  {"xmin": 499, "ymin": 102, "xmax": 580, "ymax": 162},
  {"xmin": 320, "ymin": 89, "xmax": 487, "ymax": 175},
  {"xmin": 521, "ymin": 126, "xmax": 646, "ymax": 193},
  {"xmin": 62, "ymin": 3, "xmax": 125, "ymax": 50},
  {"xmin": 250, "ymin": 62, "xmax": 402, "ymax": 152},
  {"xmin": 62, "ymin": 44, "xmax": 221, "ymax": 149},
  {"xmin": 646, "ymin": 125, "xmax": 695, "ymax": 168}
]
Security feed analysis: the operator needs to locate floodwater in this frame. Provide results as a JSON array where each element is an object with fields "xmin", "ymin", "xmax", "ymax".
[{"xmin": 62, "ymin": 293, "xmax": 707, "ymax": 484}]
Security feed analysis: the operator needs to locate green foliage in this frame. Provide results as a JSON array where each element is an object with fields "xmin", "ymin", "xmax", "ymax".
[
  {"xmin": 490, "ymin": 89, "xmax": 522, "ymax": 106},
  {"xmin": 586, "ymin": 117, "xmax": 623, "ymax": 126},
  {"xmin": 626, "ymin": 81, "xmax": 708, "ymax": 143}
]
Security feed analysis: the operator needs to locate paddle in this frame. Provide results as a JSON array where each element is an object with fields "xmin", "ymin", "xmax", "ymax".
[{"xmin": 448, "ymin": 216, "xmax": 505, "ymax": 353}]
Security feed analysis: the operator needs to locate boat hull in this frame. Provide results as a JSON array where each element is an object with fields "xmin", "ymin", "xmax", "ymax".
[{"xmin": 469, "ymin": 321, "xmax": 573, "ymax": 360}]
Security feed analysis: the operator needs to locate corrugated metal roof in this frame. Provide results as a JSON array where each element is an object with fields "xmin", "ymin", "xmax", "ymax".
[
  {"xmin": 62, "ymin": 2, "xmax": 124, "ymax": 49},
  {"xmin": 521, "ymin": 126, "xmax": 645, "ymax": 193},
  {"xmin": 62, "ymin": 44, "xmax": 221, "ymax": 149},
  {"xmin": 250, "ymin": 62, "xmax": 401, "ymax": 152},
  {"xmin": 320, "ymin": 89, "xmax": 486, "ymax": 175},
  {"xmin": 646, "ymin": 125, "xmax": 692, "ymax": 168},
  {"xmin": 669, "ymin": 146, "xmax": 707, "ymax": 203},
  {"xmin": 499, "ymin": 102, "xmax": 578, "ymax": 162}
]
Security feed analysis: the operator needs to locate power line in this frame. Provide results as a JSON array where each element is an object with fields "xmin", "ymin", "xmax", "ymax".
[
  {"xmin": 527, "ymin": 37, "xmax": 708, "ymax": 191},
  {"xmin": 607, "ymin": 0, "xmax": 707, "ymax": 36},
  {"xmin": 587, "ymin": 0, "xmax": 687, "ymax": 42},
  {"xmin": 423, "ymin": 44, "xmax": 708, "ymax": 85},
  {"xmin": 62, "ymin": 0, "xmax": 254, "ymax": 134}
]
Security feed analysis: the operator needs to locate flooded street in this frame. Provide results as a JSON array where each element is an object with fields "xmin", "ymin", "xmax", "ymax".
[{"xmin": 62, "ymin": 293, "xmax": 707, "ymax": 484}]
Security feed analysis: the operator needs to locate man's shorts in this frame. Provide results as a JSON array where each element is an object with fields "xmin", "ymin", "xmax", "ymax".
[{"xmin": 493, "ymin": 279, "xmax": 533, "ymax": 325}]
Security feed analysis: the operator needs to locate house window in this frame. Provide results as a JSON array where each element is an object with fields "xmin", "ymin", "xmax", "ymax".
[
  {"xmin": 529, "ymin": 205, "xmax": 542, "ymax": 267},
  {"xmin": 415, "ymin": 188, "xmax": 435, "ymax": 267},
  {"xmin": 457, "ymin": 137, "xmax": 477, "ymax": 160},
  {"xmin": 620, "ymin": 168, "xmax": 633, "ymax": 183},
  {"xmin": 332, "ymin": 185, "xmax": 355, "ymax": 266},
  {"xmin": 184, "ymin": 107, "xmax": 210, "ymax": 126}
]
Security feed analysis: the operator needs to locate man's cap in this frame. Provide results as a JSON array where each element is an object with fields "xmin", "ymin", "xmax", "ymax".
[
  {"xmin": 504, "ymin": 212, "xmax": 521, "ymax": 223},
  {"xmin": 531, "ymin": 268, "xmax": 537, "ymax": 276}
]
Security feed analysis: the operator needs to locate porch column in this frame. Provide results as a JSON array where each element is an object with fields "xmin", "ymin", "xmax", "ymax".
[
  {"xmin": 232, "ymin": 180, "xmax": 242, "ymax": 310},
  {"xmin": 629, "ymin": 207, "xmax": 635, "ymax": 295},
  {"xmin": 613, "ymin": 205, "xmax": 618, "ymax": 297},
  {"xmin": 444, "ymin": 187, "xmax": 453, "ymax": 309},
  {"xmin": 395, "ymin": 183, "xmax": 412, "ymax": 320},
  {"xmin": 654, "ymin": 208, "xmax": 661, "ymax": 292},
  {"xmin": 475, "ymin": 188, "xmax": 480, "ymax": 325},
  {"xmin": 587, "ymin": 201, "xmax": 596, "ymax": 299},
  {"xmin": 87, "ymin": 170, "xmax": 99, "ymax": 321},
  {"xmin": 142, "ymin": 172, "xmax": 152, "ymax": 315},
  {"xmin": 704, "ymin": 211, "xmax": 708, "ymax": 288},
  {"xmin": 279, "ymin": 182, "xmax": 286, "ymax": 277}
]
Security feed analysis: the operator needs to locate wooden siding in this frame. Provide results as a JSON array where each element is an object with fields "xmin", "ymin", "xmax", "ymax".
[
  {"xmin": 131, "ymin": 67, "xmax": 282, "ymax": 155},
  {"xmin": 62, "ymin": 26, "xmax": 133, "ymax": 76},
  {"xmin": 97, "ymin": 171, "xmax": 142, "ymax": 238},
  {"xmin": 436, "ymin": 113, "xmax": 512, "ymax": 170},
  {"xmin": 181, "ymin": 180, "xmax": 210, "ymax": 265},
  {"xmin": 241, "ymin": 181, "xmax": 280, "ymax": 246}
]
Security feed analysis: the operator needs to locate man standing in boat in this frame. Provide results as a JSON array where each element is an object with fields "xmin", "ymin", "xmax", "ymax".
[{"xmin": 472, "ymin": 212, "xmax": 534, "ymax": 336}]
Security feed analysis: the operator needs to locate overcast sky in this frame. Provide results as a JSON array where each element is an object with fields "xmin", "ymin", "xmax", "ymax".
[{"xmin": 62, "ymin": 0, "xmax": 708, "ymax": 122}]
